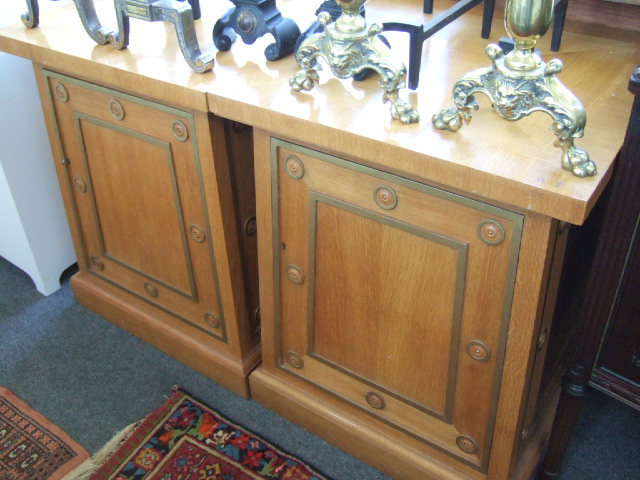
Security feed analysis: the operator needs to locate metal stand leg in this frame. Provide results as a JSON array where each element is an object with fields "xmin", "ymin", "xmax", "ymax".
[
  {"xmin": 213, "ymin": 0, "xmax": 301, "ymax": 61},
  {"xmin": 22, "ymin": 0, "xmax": 39, "ymax": 28}
]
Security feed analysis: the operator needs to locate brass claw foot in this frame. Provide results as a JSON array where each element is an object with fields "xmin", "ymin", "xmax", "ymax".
[
  {"xmin": 291, "ymin": 1, "xmax": 419, "ymax": 125},
  {"xmin": 434, "ymin": 0, "xmax": 593, "ymax": 177}
]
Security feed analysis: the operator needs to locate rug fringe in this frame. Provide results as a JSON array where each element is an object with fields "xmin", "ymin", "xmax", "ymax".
[{"xmin": 62, "ymin": 419, "xmax": 143, "ymax": 480}]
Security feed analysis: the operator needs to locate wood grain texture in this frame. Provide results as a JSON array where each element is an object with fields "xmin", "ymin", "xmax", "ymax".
[
  {"xmin": 2, "ymin": 3, "xmax": 638, "ymax": 478},
  {"xmin": 271, "ymin": 137, "xmax": 525, "ymax": 471},
  {"xmin": 250, "ymin": 367, "xmax": 485, "ymax": 480},
  {"xmin": 33, "ymin": 64, "xmax": 260, "ymax": 397},
  {"xmin": 1, "ymin": 0, "xmax": 638, "ymax": 224},
  {"xmin": 253, "ymin": 129, "xmax": 565, "ymax": 478},
  {"xmin": 486, "ymin": 212, "xmax": 556, "ymax": 479},
  {"xmin": 71, "ymin": 271, "xmax": 260, "ymax": 397}
]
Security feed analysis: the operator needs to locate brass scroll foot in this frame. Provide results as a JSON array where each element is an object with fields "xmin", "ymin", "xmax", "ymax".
[
  {"xmin": 290, "ymin": 1, "xmax": 419, "ymax": 125},
  {"xmin": 433, "ymin": 0, "xmax": 594, "ymax": 177},
  {"xmin": 433, "ymin": 45, "xmax": 594, "ymax": 177}
]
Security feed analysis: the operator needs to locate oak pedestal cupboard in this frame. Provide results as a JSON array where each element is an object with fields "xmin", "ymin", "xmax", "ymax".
[
  {"xmin": 250, "ymin": 133, "xmax": 568, "ymax": 480},
  {"xmin": 1, "ymin": 0, "xmax": 638, "ymax": 478},
  {"xmin": 34, "ymin": 68, "xmax": 261, "ymax": 398}
]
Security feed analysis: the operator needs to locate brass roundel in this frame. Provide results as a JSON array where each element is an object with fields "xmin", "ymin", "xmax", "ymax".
[
  {"xmin": 284, "ymin": 155, "xmax": 305, "ymax": 180},
  {"xmin": 286, "ymin": 351, "xmax": 304, "ymax": 369},
  {"xmin": 466, "ymin": 340, "xmax": 491, "ymax": 362},
  {"xmin": 244, "ymin": 216, "xmax": 257, "ymax": 236},
  {"xmin": 109, "ymin": 99, "xmax": 125, "ymax": 121},
  {"xmin": 73, "ymin": 177, "xmax": 87, "ymax": 193},
  {"xmin": 286, "ymin": 264, "xmax": 305, "ymax": 285},
  {"xmin": 204, "ymin": 312, "xmax": 221, "ymax": 329},
  {"xmin": 190, "ymin": 224, "xmax": 206, "ymax": 243},
  {"xmin": 456, "ymin": 435, "xmax": 479, "ymax": 454},
  {"xmin": 144, "ymin": 282, "xmax": 158, "ymax": 298},
  {"xmin": 90, "ymin": 255, "xmax": 104, "ymax": 271},
  {"xmin": 478, "ymin": 219, "xmax": 506, "ymax": 245},
  {"xmin": 172, "ymin": 120, "xmax": 189, "ymax": 142},
  {"xmin": 53, "ymin": 83, "xmax": 69, "ymax": 102},
  {"xmin": 365, "ymin": 392, "xmax": 386, "ymax": 410},
  {"xmin": 373, "ymin": 185, "xmax": 398, "ymax": 210},
  {"xmin": 237, "ymin": 9, "xmax": 258, "ymax": 34}
]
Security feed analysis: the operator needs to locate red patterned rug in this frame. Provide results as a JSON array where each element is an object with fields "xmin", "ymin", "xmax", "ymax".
[
  {"xmin": 80, "ymin": 388, "xmax": 329, "ymax": 480},
  {"xmin": 0, "ymin": 386, "xmax": 90, "ymax": 480}
]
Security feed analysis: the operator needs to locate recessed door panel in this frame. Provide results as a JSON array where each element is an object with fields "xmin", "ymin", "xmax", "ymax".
[
  {"xmin": 271, "ymin": 138, "xmax": 524, "ymax": 471},
  {"xmin": 311, "ymin": 197, "xmax": 466, "ymax": 417},
  {"xmin": 79, "ymin": 117, "xmax": 191, "ymax": 294}
]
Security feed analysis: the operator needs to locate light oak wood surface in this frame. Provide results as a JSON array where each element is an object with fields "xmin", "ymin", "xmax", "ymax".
[
  {"xmin": 251, "ymin": 127, "xmax": 569, "ymax": 479},
  {"xmin": 31, "ymin": 61, "xmax": 261, "ymax": 398},
  {"xmin": 1, "ymin": 1, "xmax": 638, "ymax": 477},
  {"xmin": 1, "ymin": 0, "xmax": 638, "ymax": 224}
]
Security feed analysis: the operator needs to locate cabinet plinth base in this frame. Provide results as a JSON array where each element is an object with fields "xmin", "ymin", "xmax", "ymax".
[
  {"xmin": 71, "ymin": 272, "xmax": 260, "ymax": 398},
  {"xmin": 249, "ymin": 366, "xmax": 486, "ymax": 480}
]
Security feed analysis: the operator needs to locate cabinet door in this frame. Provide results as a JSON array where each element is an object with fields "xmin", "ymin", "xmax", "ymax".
[
  {"xmin": 43, "ymin": 71, "xmax": 227, "ymax": 341},
  {"xmin": 271, "ymin": 139, "xmax": 524, "ymax": 472}
]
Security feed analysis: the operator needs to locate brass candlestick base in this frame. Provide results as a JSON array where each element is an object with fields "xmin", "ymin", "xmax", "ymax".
[
  {"xmin": 433, "ymin": 0, "xmax": 594, "ymax": 177},
  {"xmin": 290, "ymin": 0, "xmax": 419, "ymax": 124}
]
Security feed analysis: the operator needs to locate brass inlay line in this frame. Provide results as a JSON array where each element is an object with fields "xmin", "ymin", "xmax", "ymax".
[
  {"xmin": 306, "ymin": 192, "xmax": 467, "ymax": 422},
  {"xmin": 42, "ymin": 69, "xmax": 228, "ymax": 343},
  {"xmin": 74, "ymin": 112, "xmax": 197, "ymax": 301},
  {"xmin": 270, "ymin": 137, "xmax": 525, "ymax": 473}
]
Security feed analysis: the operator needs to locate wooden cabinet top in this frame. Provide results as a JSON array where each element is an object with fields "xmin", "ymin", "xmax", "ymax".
[{"xmin": 1, "ymin": 0, "xmax": 638, "ymax": 224}]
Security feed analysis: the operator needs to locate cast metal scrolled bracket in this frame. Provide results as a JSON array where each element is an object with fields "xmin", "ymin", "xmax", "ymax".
[
  {"xmin": 291, "ymin": 0, "xmax": 419, "ymax": 125},
  {"xmin": 71, "ymin": 0, "xmax": 127, "ymax": 48},
  {"xmin": 70, "ymin": 0, "xmax": 214, "ymax": 73},
  {"xmin": 433, "ymin": 0, "xmax": 593, "ymax": 177},
  {"xmin": 22, "ymin": 0, "xmax": 39, "ymax": 28},
  {"xmin": 213, "ymin": 0, "xmax": 301, "ymax": 61}
]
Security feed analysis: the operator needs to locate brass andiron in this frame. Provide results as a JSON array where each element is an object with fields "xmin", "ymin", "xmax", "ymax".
[
  {"xmin": 290, "ymin": 0, "xmax": 419, "ymax": 124},
  {"xmin": 433, "ymin": 0, "xmax": 595, "ymax": 177},
  {"xmin": 22, "ymin": 0, "xmax": 39, "ymax": 28}
]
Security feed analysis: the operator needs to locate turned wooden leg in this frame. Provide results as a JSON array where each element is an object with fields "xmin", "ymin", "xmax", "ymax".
[{"xmin": 538, "ymin": 364, "xmax": 589, "ymax": 479}]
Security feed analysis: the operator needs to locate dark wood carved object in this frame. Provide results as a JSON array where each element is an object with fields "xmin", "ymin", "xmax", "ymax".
[{"xmin": 538, "ymin": 65, "xmax": 640, "ymax": 479}]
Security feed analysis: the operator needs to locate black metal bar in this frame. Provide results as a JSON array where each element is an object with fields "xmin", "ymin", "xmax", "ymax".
[
  {"xmin": 551, "ymin": 0, "xmax": 569, "ymax": 52},
  {"xmin": 383, "ymin": 0, "xmax": 485, "ymax": 90}
]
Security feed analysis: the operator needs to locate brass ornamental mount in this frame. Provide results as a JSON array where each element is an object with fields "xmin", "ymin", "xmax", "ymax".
[
  {"xmin": 290, "ymin": 0, "xmax": 419, "ymax": 125},
  {"xmin": 433, "ymin": 0, "xmax": 595, "ymax": 177}
]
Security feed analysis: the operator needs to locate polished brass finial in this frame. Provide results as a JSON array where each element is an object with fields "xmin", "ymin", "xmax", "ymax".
[
  {"xmin": 290, "ymin": 0, "xmax": 419, "ymax": 124},
  {"xmin": 433, "ymin": 0, "xmax": 594, "ymax": 177}
]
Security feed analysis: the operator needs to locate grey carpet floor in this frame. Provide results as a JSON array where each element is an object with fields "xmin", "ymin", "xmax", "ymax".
[{"xmin": 1, "ymin": 255, "xmax": 639, "ymax": 479}]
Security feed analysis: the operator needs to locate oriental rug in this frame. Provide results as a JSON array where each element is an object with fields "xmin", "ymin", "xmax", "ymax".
[
  {"xmin": 78, "ymin": 388, "xmax": 330, "ymax": 480},
  {"xmin": 0, "ymin": 386, "xmax": 90, "ymax": 480}
]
